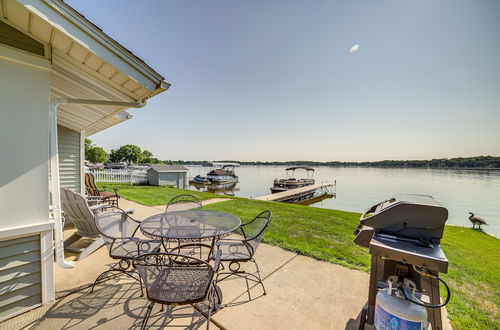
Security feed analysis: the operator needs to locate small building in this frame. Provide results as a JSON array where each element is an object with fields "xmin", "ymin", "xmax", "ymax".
[{"xmin": 147, "ymin": 165, "xmax": 189, "ymax": 188}]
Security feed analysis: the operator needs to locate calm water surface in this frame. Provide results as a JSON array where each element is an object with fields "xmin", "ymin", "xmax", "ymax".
[{"xmin": 186, "ymin": 166, "xmax": 500, "ymax": 237}]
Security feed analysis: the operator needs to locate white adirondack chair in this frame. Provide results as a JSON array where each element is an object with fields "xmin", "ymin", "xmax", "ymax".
[{"xmin": 60, "ymin": 188, "xmax": 106, "ymax": 260}]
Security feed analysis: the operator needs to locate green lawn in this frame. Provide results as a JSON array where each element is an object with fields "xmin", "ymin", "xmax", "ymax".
[
  {"xmin": 204, "ymin": 198, "xmax": 370, "ymax": 270},
  {"xmin": 440, "ymin": 226, "xmax": 500, "ymax": 329},
  {"xmin": 97, "ymin": 183, "xmax": 236, "ymax": 206},
  {"xmin": 107, "ymin": 185, "xmax": 499, "ymax": 329}
]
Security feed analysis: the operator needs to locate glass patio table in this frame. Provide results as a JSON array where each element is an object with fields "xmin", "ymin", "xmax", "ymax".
[
  {"xmin": 140, "ymin": 210, "xmax": 241, "ymax": 253},
  {"xmin": 140, "ymin": 210, "xmax": 240, "ymax": 310}
]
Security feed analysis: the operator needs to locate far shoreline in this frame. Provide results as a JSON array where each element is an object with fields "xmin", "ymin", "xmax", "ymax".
[{"xmin": 185, "ymin": 164, "xmax": 500, "ymax": 171}]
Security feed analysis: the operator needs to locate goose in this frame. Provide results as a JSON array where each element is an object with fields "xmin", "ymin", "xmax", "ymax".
[{"xmin": 469, "ymin": 212, "xmax": 488, "ymax": 230}]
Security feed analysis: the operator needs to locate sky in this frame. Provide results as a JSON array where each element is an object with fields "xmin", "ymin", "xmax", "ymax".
[{"xmin": 67, "ymin": 0, "xmax": 500, "ymax": 162}]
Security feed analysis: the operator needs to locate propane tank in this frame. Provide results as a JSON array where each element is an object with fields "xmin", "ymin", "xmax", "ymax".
[{"xmin": 374, "ymin": 276, "xmax": 428, "ymax": 330}]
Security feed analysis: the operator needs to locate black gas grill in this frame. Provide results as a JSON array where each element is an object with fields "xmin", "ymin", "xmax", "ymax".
[{"xmin": 354, "ymin": 194, "xmax": 449, "ymax": 329}]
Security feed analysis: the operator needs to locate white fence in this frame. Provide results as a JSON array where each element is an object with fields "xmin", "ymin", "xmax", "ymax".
[{"xmin": 87, "ymin": 169, "xmax": 148, "ymax": 184}]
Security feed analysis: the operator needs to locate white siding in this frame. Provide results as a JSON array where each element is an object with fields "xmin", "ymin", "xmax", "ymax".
[
  {"xmin": 0, "ymin": 45, "xmax": 50, "ymax": 228},
  {"xmin": 57, "ymin": 125, "xmax": 82, "ymax": 193},
  {"xmin": 0, "ymin": 44, "xmax": 53, "ymax": 321},
  {"xmin": 0, "ymin": 235, "xmax": 42, "ymax": 322}
]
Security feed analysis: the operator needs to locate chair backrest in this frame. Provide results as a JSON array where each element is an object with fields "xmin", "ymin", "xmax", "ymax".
[
  {"xmin": 165, "ymin": 194, "xmax": 202, "ymax": 212},
  {"xmin": 94, "ymin": 207, "xmax": 140, "ymax": 248},
  {"xmin": 60, "ymin": 188, "xmax": 100, "ymax": 236},
  {"xmin": 241, "ymin": 210, "xmax": 272, "ymax": 256},
  {"xmin": 85, "ymin": 173, "xmax": 100, "ymax": 197},
  {"xmin": 134, "ymin": 253, "xmax": 214, "ymax": 304}
]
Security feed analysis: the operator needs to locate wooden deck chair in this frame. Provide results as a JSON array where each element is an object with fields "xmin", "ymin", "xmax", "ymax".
[
  {"xmin": 60, "ymin": 188, "xmax": 106, "ymax": 260},
  {"xmin": 85, "ymin": 173, "xmax": 120, "ymax": 206}
]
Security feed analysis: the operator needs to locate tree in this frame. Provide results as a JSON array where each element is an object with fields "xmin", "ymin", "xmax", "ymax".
[
  {"xmin": 86, "ymin": 146, "xmax": 108, "ymax": 163},
  {"xmin": 85, "ymin": 138, "xmax": 107, "ymax": 163},
  {"xmin": 85, "ymin": 138, "xmax": 93, "ymax": 157},
  {"xmin": 150, "ymin": 158, "xmax": 164, "ymax": 164},
  {"xmin": 108, "ymin": 144, "xmax": 142, "ymax": 164},
  {"xmin": 140, "ymin": 150, "xmax": 153, "ymax": 164}
]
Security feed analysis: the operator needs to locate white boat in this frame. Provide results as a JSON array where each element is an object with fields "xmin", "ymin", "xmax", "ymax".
[
  {"xmin": 207, "ymin": 165, "xmax": 239, "ymax": 183},
  {"xmin": 271, "ymin": 166, "xmax": 315, "ymax": 193}
]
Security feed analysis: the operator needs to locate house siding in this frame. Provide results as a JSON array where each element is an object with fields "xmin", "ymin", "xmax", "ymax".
[
  {"xmin": 0, "ymin": 48, "xmax": 50, "ymax": 228},
  {"xmin": 0, "ymin": 235, "xmax": 42, "ymax": 322},
  {"xmin": 0, "ymin": 45, "xmax": 54, "ymax": 322},
  {"xmin": 58, "ymin": 125, "xmax": 82, "ymax": 193}
]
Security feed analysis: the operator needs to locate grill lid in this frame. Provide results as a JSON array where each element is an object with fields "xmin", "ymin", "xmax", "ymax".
[{"xmin": 360, "ymin": 194, "xmax": 448, "ymax": 242}]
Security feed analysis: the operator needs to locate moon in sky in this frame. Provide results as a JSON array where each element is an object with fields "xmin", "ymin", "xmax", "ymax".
[{"xmin": 349, "ymin": 44, "xmax": 360, "ymax": 53}]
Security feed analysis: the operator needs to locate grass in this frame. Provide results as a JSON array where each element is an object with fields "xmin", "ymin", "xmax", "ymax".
[
  {"xmin": 97, "ymin": 183, "xmax": 236, "ymax": 206},
  {"xmin": 107, "ymin": 184, "xmax": 499, "ymax": 329},
  {"xmin": 440, "ymin": 226, "xmax": 500, "ymax": 329},
  {"xmin": 203, "ymin": 198, "xmax": 370, "ymax": 270}
]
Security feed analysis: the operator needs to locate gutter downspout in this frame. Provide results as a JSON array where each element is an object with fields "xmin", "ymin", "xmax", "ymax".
[{"xmin": 50, "ymin": 98, "xmax": 147, "ymax": 269}]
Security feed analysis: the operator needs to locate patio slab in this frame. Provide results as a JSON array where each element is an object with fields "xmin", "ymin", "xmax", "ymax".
[
  {"xmin": 22, "ymin": 278, "xmax": 213, "ymax": 330},
  {"xmin": 213, "ymin": 254, "xmax": 369, "ymax": 330},
  {"xmin": 2, "ymin": 199, "xmax": 452, "ymax": 330}
]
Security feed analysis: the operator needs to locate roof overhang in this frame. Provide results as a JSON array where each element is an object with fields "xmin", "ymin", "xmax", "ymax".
[{"xmin": 2, "ymin": 0, "xmax": 170, "ymax": 135}]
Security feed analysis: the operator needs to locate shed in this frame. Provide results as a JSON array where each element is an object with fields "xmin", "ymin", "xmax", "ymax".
[{"xmin": 148, "ymin": 165, "xmax": 189, "ymax": 188}]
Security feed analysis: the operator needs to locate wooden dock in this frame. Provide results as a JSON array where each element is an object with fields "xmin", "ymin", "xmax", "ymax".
[{"xmin": 255, "ymin": 182, "xmax": 336, "ymax": 203}]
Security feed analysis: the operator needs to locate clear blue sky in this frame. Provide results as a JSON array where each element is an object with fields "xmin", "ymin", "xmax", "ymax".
[{"xmin": 67, "ymin": 0, "xmax": 500, "ymax": 162}]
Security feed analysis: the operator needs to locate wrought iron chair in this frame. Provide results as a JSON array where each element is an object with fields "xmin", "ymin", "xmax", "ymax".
[
  {"xmin": 90, "ymin": 206, "xmax": 161, "ymax": 294},
  {"xmin": 165, "ymin": 194, "xmax": 203, "ymax": 212},
  {"xmin": 165, "ymin": 195, "xmax": 207, "ymax": 257},
  {"xmin": 134, "ymin": 250, "xmax": 222, "ymax": 330},
  {"xmin": 85, "ymin": 173, "xmax": 120, "ymax": 206},
  {"xmin": 212, "ymin": 210, "xmax": 272, "ymax": 294}
]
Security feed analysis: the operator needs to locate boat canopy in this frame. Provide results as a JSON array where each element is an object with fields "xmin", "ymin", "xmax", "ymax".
[
  {"xmin": 285, "ymin": 166, "xmax": 314, "ymax": 179},
  {"xmin": 208, "ymin": 169, "xmax": 230, "ymax": 175},
  {"xmin": 286, "ymin": 166, "xmax": 315, "ymax": 172}
]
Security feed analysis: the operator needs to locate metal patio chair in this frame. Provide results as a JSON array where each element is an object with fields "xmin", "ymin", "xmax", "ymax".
[
  {"xmin": 165, "ymin": 194, "xmax": 203, "ymax": 212},
  {"xmin": 85, "ymin": 173, "xmax": 120, "ymax": 206},
  {"xmin": 212, "ymin": 210, "xmax": 272, "ymax": 294},
  {"xmin": 90, "ymin": 206, "xmax": 161, "ymax": 294},
  {"xmin": 60, "ymin": 188, "xmax": 106, "ymax": 260},
  {"xmin": 134, "ymin": 250, "xmax": 222, "ymax": 330},
  {"xmin": 164, "ymin": 194, "xmax": 207, "ymax": 257}
]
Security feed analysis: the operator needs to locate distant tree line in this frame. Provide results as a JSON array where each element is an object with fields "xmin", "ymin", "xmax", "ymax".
[
  {"xmin": 85, "ymin": 143, "xmax": 500, "ymax": 169},
  {"xmin": 176, "ymin": 156, "xmax": 500, "ymax": 169}
]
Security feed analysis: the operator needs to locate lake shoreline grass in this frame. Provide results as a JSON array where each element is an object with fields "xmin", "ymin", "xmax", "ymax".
[{"xmin": 99, "ymin": 183, "xmax": 499, "ymax": 329}]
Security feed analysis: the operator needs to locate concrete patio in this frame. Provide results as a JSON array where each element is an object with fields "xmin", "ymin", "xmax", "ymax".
[{"xmin": 0, "ymin": 199, "xmax": 452, "ymax": 329}]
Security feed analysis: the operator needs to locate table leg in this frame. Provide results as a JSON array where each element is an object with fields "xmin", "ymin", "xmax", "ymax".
[{"xmin": 207, "ymin": 236, "xmax": 216, "ymax": 261}]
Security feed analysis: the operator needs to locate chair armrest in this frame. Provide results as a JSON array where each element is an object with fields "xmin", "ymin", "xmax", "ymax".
[
  {"xmin": 89, "ymin": 204, "xmax": 107, "ymax": 212},
  {"xmin": 98, "ymin": 205, "xmax": 137, "ymax": 220},
  {"xmin": 86, "ymin": 196, "xmax": 103, "ymax": 206},
  {"xmin": 100, "ymin": 187, "xmax": 119, "ymax": 197}
]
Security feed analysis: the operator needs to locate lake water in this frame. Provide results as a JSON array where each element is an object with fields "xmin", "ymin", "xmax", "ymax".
[{"xmin": 186, "ymin": 165, "xmax": 500, "ymax": 237}]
